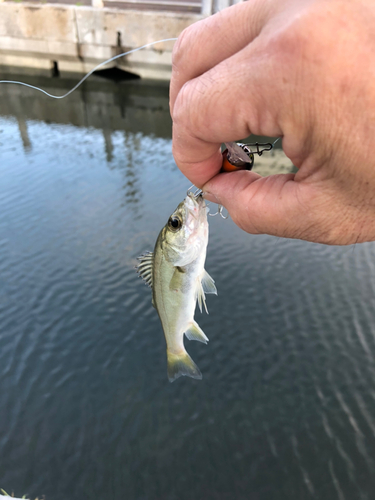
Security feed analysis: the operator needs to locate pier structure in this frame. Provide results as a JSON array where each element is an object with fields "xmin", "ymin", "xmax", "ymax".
[{"xmin": 0, "ymin": 0, "xmax": 242, "ymax": 79}]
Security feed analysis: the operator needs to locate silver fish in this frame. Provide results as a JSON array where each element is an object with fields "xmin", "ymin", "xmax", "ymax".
[{"xmin": 137, "ymin": 192, "xmax": 217, "ymax": 382}]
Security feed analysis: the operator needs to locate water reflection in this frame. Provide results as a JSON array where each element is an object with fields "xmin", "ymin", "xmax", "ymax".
[
  {"xmin": 0, "ymin": 70, "xmax": 294, "ymax": 177},
  {"xmin": 0, "ymin": 72, "xmax": 172, "ymax": 139},
  {"xmin": 122, "ymin": 132, "xmax": 142, "ymax": 213},
  {"xmin": 0, "ymin": 72, "xmax": 172, "ymax": 215},
  {"xmin": 1, "ymin": 73, "xmax": 375, "ymax": 500},
  {"xmin": 16, "ymin": 117, "xmax": 31, "ymax": 152}
]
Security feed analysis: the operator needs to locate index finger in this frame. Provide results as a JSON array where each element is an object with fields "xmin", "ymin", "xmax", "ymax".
[
  {"xmin": 170, "ymin": 0, "xmax": 273, "ymax": 115},
  {"xmin": 171, "ymin": 39, "xmax": 284, "ymax": 187}
]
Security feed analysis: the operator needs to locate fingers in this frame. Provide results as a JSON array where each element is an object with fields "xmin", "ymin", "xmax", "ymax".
[
  {"xmin": 203, "ymin": 171, "xmax": 339, "ymax": 243},
  {"xmin": 170, "ymin": 0, "xmax": 301, "ymax": 188},
  {"xmin": 170, "ymin": 0, "xmax": 274, "ymax": 115},
  {"xmin": 171, "ymin": 41, "xmax": 284, "ymax": 187},
  {"xmin": 170, "ymin": 0, "xmax": 375, "ymax": 245},
  {"xmin": 204, "ymin": 171, "xmax": 300, "ymax": 236},
  {"xmin": 203, "ymin": 169, "xmax": 375, "ymax": 245}
]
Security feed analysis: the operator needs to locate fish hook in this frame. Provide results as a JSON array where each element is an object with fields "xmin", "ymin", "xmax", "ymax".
[
  {"xmin": 208, "ymin": 204, "xmax": 229, "ymax": 219},
  {"xmin": 187, "ymin": 185, "xmax": 203, "ymax": 199}
]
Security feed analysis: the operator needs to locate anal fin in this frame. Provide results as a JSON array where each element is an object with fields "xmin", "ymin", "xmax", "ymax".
[{"xmin": 185, "ymin": 321, "xmax": 209, "ymax": 344}]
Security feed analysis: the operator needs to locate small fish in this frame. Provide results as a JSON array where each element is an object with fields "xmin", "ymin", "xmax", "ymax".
[{"xmin": 137, "ymin": 191, "xmax": 217, "ymax": 382}]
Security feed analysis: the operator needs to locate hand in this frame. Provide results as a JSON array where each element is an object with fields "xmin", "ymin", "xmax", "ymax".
[{"xmin": 170, "ymin": 0, "xmax": 375, "ymax": 245}]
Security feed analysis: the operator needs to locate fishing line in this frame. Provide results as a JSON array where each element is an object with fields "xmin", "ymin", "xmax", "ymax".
[
  {"xmin": 0, "ymin": 37, "xmax": 177, "ymax": 99},
  {"xmin": 1, "ymin": 41, "xmax": 279, "ymax": 225}
]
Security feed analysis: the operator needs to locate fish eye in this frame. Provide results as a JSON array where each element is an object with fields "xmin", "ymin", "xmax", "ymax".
[{"xmin": 168, "ymin": 216, "xmax": 182, "ymax": 231}]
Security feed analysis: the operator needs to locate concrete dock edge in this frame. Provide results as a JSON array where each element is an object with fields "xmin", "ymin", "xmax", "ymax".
[{"xmin": 0, "ymin": 2, "xmax": 204, "ymax": 79}]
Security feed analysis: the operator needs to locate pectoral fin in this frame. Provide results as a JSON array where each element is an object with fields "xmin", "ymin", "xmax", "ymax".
[
  {"xmin": 185, "ymin": 321, "xmax": 209, "ymax": 344},
  {"xmin": 169, "ymin": 266, "xmax": 185, "ymax": 292}
]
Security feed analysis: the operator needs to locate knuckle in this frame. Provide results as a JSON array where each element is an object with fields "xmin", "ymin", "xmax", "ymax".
[
  {"xmin": 268, "ymin": 23, "xmax": 308, "ymax": 67},
  {"xmin": 173, "ymin": 76, "xmax": 217, "ymax": 136},
  {"xmin": 172, "ymin": 80, "xmax": 192, "ymax": 124},
  {"xmin": 171, "ymin": 26, "xmax": 192, "ymax": 70},
  {"xmin": 172, "ymin": 17, "xmax": 208, "ymax": 70}
]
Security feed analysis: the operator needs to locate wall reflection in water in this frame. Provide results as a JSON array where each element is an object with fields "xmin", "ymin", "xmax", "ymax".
[
  {"xmin": 0, "ymin": 73, "xmax": 173, "ymax": 215},
  {"xmin": 3, "ymin": 72, "xmax": 374, "ymax": 500}
]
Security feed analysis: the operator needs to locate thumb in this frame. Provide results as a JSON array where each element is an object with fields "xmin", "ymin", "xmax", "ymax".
[{"xmin": 203, "ymin": 170, "xmax": 326, "ymax": 241}]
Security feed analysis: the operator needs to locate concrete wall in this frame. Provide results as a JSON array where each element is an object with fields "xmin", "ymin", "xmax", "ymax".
[{"xmin": 0, "ymin": 2, "xmax": 203, "ymax": 79}]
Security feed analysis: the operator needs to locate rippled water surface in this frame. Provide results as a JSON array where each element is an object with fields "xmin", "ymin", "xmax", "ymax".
[{"xmin": 1, "ymin": 74, "xmax": 375, "ymax": 500}]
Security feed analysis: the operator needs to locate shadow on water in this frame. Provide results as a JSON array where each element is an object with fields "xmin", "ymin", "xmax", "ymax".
[{"xmin": 1, "ymin": 72, "xmax": 375, "ymax": 500}]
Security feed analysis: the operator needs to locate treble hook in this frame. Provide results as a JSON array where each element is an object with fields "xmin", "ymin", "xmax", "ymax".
[
  {"xmin": 187, "ymin": 185, "xmax": 229, "ymax": 220},
  {"xmin": 187, "ymin": 185, "xmax": 203, "ymax": 199},
  {"xmin": 208, "ymin": 204, "xmax": 229, "ymax": 219}
]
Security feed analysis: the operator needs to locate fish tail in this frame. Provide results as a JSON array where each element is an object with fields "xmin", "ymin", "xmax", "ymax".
[{"xmin": 167, "ymin": 349, "xmax": 202, "ymax": 382}]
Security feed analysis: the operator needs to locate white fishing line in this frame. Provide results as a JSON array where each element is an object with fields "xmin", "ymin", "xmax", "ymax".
[{"xmin": 0, "ymin": 37, "xmax": 177, "ymax": 99}]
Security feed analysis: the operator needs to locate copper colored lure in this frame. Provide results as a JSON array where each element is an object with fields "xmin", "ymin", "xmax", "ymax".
[{"xmin": 221, "ymin": 141, "xmax": 274, "ymax": 172}]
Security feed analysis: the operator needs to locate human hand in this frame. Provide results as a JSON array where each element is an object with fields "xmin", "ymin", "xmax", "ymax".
[{"xmin": 170, "ymin": 0, "xmax": 375, "ymax": 245}]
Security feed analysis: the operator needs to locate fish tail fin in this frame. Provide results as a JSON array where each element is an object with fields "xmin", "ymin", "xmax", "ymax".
[{"xmin": 167, "ymin": 349, "xmax": 202, "ymax": 382}]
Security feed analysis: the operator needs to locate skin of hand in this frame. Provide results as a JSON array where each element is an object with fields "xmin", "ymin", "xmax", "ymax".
[{"xmin": 170, "ymin": 0, "xmax": 375, "ymax": 245}]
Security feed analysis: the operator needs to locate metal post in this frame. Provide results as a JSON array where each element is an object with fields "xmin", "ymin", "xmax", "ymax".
[
  {"xmin": 214, "ymin": 0, "xmax": 231, "ymax": 12},
  {"xmin": 201, "ymin": 0, "xmax": 213, "ymax": 16}
]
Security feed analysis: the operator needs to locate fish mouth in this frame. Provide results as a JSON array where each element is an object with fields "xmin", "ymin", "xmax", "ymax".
[
  {"xmin": 186, "ymin": 191, "xmax": 205, "ymax": 213},
  {"xmin": 186, "ymin": 190, "xmax": 204, "ymax": 204},
  {"xmin": 185, "ymin": 192, "xmax": 206, "ymax": 225}
]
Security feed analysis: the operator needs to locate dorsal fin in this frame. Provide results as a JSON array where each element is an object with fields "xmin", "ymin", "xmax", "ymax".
[{"xmin": 136, "ymin": 252, "xmax": 154, "ymax": 288}]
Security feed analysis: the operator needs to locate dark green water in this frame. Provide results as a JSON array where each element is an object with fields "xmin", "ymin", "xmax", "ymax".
[{"xmin": 1, "ymin": 74, "xmax": 375, "ymax": 500}]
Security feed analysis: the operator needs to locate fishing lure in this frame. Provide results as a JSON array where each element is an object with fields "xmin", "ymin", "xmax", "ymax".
[
  {"xmin": 205, "ymin": 138, "xmax": 280, "ymax": 218},
  {"xmin": 221, "ymin": 141, "xmax": 275, "ymax": 172}
]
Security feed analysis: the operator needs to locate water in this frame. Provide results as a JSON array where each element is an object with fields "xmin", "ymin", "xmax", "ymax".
[{"xmin": 1, "ymin": 73, "xmax": 375, "ymax": 500}]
